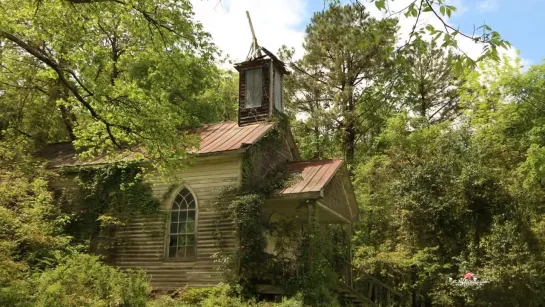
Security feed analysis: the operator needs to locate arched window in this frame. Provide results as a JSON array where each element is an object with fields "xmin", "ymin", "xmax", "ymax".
[{"xmin": 168, "ymin": 187, "xmax": 196, "ymax": 259}]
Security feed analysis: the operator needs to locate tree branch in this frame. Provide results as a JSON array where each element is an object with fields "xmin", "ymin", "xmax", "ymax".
[{"xmin": 0, "ymin": 30, "xmax": 131, "ymax": 147}]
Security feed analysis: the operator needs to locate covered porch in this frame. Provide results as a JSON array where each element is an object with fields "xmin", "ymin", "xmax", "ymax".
[
  {"xmin": 264, "ymin": 159, "xmax": 359, "ymax": 224},
  {"xmin": 255, "ymin": 160, "xmax": 360, "ymax": 300}
]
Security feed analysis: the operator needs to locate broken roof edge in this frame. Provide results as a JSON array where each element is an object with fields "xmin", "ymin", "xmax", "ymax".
[{"xmin": 233, "ymin": 46, "xmax": 290, "ymax": 75}]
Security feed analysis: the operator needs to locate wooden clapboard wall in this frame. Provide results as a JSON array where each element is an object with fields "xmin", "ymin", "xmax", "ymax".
[{"xmin": 112, "ymin": 154, "xmax": 242, "ymax": 291}]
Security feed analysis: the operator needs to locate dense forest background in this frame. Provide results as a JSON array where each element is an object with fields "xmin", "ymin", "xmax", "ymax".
[{"xmin": 1, "ymin": 0, "xmax": 543, "ymax": 306}]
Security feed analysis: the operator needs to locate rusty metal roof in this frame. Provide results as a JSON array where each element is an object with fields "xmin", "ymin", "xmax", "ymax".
[
  {"xmin": 196, "ymin": 121, "xmax": 274, "ymax": 154},
  {"xmin": 281, "ymin": 159, "xmax": 344, "ymax": 195},
  {"xmin": 37, "ymin": 121, "xmax": 275, "ymax": 167}
]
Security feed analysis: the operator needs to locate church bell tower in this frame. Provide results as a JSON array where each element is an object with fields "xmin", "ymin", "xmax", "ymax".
[{"xmin": 235, "ymin": 12, "xmax": 289, "ymax": 126}]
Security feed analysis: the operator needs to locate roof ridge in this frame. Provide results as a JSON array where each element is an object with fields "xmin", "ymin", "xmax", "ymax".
[{"xmin": 37, "ymin": 120, "xmax": 276, "ymax": 167}]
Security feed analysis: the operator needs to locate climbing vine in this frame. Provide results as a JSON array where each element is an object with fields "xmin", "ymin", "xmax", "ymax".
[
  {"xmin": 212, "ymin": 163, "xmax": 297, "ymax": 292},
  {"xmin": 212, "ymin": 121, "xmax": 349, "ymax": 305},
  {"xmin": 62, "ymin": 163, "xmax": 161, "ymax": 255}
]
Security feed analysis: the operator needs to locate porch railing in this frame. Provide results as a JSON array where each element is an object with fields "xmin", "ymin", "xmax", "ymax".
[{"xmin": 340, "ymin": 260, "xmax": 404, "ymax": 307}]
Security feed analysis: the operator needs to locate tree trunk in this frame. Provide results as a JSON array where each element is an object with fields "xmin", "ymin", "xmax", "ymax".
[
  {"xmin": 50, "ymin": 78, "xmax": 76, "ymax": 141},
  {"xmin": 312, "ymin": 125, "xmax": 321, "ymax": 159},
  {"xmin": 343, "ymin": 95, "xmax": 356, "ymax": 173},
  {"xmin": 58, "ymin": 105, "xmax": 76, "ymax": 141}
]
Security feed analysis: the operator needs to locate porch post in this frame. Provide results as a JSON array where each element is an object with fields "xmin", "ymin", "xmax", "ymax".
[
  {"xmin": 347, "ymin": 223, "xmax": 353, "ymax": 288},
  {"xmin": 307, "ymin": 200, "xmax": 315, "ymax": 271}
]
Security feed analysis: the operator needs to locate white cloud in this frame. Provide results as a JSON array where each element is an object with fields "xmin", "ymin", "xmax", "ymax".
[
  {"xmin": 190, "ymin": 0, "xmax": 307, "ymax": 66},
  {"xmin": 477, "ymin": 0, "xmax": 499, "ymax": 12},
  {"xmin": 191, "ymin": 0, "xmax": 529, "ymax": 71}
]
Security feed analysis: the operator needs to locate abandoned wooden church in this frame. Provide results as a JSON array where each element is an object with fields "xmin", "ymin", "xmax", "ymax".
[{"xmin": 38, "ymin": 47, "xmax": 399, "ymax": 305}]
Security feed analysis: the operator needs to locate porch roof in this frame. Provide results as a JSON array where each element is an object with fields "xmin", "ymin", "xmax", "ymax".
[
  {"xmin": 265, "ymin": 159, "xmax": 359, "ymax": 223},
  {"xmin": 274, "ymin": 159, "xmax": 359, "ymax": 223},
  {"xmin": 281, "ymin": 159, "xmax": 344, "ymax": 195}
]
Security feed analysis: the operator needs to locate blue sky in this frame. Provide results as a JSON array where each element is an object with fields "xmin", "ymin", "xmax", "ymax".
[
  {"xmin": 192, "ymin": 0, "xmax": 542, "ymax": 66},
  {"xmin": 300, "ymin": 0, "xmax": 544, "ymax": 65},
  {"xmin": 451, "ymin": 0, "xmax": 544, "ymax": 65}
]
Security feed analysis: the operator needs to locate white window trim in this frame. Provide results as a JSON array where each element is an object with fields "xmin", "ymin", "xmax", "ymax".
[{"xmin": 165, "ymin": 185, "xmax": 198, "ymax": 260}]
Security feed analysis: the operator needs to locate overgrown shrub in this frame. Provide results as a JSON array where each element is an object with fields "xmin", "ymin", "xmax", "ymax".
[
  {"xmin": 147, "ymin": 295, "xmax": 191, "ymax": 307},
  {"xmin": 33, "ymin": 253, "xmax": 150, "ymax": 307},
  {"xmin": 0, "ymin": 137, "xmax": 73, "ymax": 306},
  {"xmin": 150, "ymin": 285, "xmax": 304, "ymax": 307},
  {"xmin": 178, "ymin": 283, "xmax": 237, "ymax": 305}
]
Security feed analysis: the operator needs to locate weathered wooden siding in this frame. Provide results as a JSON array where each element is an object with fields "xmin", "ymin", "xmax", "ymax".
[
  {"xmin": 321, "ymin": 166, "xmax": 359, "ymax": 223},
  {"xmin": 321, "ymin": 174, "xmax": 351, "ymax": 222},
  {"xmin": 112, "ymin": 155, "xmax": 242, "ymax": 291}
]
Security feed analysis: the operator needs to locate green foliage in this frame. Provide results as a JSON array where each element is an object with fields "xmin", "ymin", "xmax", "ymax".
[
  {"xmin": 0, "ymin": 1, "xmax": 528, "ymax": 306},
  {"xmin": 290, "ymin": 222, "xmax": 343, "ymax": 307},
  {"xmin": 0, "ymin": 0, "xmax": 236, "ymax": 173},
  {"xmin": 33, "ymin": 253, "xmax": 150, "ymax": 307},
  {"xmin": 213, "ymin": 200, "xmax": 346, "ymax": 305},
  {"xmin": 230, "ymin": 194, "xmax": 268, "ymax": 283},
  {"xmin": 196, "ymin": 70, "xmax": 239, "ymax": 123},
  {"xmin": 213, "ymin": 127, "xmax": 345, "ymax": 305},
  {"xmin": 0, "ymin": 135, "xmax": 72, "ymax": 305},
  {"xmin": 354, "ymin": 107, "xmax": 545, "ymax": 305},
  {"xmin": 369, "ymin": 0, "xmax": 510, "ymax": 69},
  {"xmin": 400, "ymin": 39, "xmax": 464, "ymax": 123},
  {"xmin": 147, "ymin": 295, "xmax": 191, "ymax": 307},
  {"xmin": 149, "ymin": 285, "xmax": 304, "ymax": 307},
  {"xmin": 0, "ymin": 137, "xmax": 155, "ymax": 306},
  {"xmin": 178, "ymin": 284, "xmax": 237, "ymax": 305},
  {"xmin": 280, "ymin": 3, "xmax": 398, "ymax": 163},
  {"xmin": 66, "ymin": 163, "xmax": 160, "ymax": 252},
  {"xmin": 213, "ymin": 171, "xmax": 290, "ymax": 293},
  {"xmin": 181, "ymin": 284, "xmax": 248, "ymax": 307}
]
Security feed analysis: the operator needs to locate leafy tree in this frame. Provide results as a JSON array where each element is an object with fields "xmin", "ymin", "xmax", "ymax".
[
  {"xmin": 0, "ymin": 0, "xmax": 229, "ymax": 171},
  {"xmin": 282, "ymin": 3, "xmax": 399, "ymax": 165},
  {"xmin": 280, "ymin": 49, "xmax": 339, "ymax": 160},
  {"xmin": 354, "ymin": 113, "xmax": 545, "ymax": 305},
  {"xmin": 351, "ymin": 56, "xmax": 545, "ymax": 304},
  {"xmin": 196, "ymin": 70, "xmax": 239, "ymax": 123},
  {"xmin": 0, "ymin": 1, "xmax": 240, "ymax": 303},
  {"xmin": 401, "ymin": 39, "xmax": 463, "ymax": 122}
]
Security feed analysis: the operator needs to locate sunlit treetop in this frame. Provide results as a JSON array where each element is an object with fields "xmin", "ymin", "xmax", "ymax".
[{"xmin": 0, "ymin": 0, "xmax": 225, "ymax": 172}]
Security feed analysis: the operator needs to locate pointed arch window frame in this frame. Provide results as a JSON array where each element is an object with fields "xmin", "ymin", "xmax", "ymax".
[{"xmin": 166, "ymin": 186, "xmax": 198, "ymax": 260}]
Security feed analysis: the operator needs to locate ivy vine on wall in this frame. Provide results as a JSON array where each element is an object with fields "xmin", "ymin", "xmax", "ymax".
[
  {"xmin": 212, "ymin": 122, "xmax": 350, "ymax": 305},
  {"xmin": 62, "ymin": 163, "xmax": 161, "ymax": 256}
]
